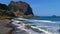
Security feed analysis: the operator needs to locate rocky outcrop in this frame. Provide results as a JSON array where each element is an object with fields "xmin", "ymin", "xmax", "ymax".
[
  {"xmin": 0, "ymin": 1, "xmax": 34, "ymax": 19},
  {"xmin": 8, "ymin": 1, "xmax": 34, "ymax": 17},
  {"xmin": 52, "ymin": 14, "xmax": 56, "ymax": 17}
]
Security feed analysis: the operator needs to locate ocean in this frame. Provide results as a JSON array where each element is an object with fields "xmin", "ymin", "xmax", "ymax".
[{"xmin": 11, "ymin": 16, "xmax": 60, "ymax": 34}]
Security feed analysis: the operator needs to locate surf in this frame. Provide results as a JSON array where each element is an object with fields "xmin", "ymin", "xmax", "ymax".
[{"xmin": 10, "ymin": 17, "xmax": 60, "ymax": 34}]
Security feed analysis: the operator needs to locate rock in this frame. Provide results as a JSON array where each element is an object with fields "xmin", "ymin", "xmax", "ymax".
[
  {"xmin": 52, "ymin": 14, "xmax": 56, "ymax": 17},
  {"xmin": 0, "ymin": 1, "xmax": 34, "ymax": 18},
  {"xmin": 25, "ymin": 24, "xmax": 31, "ymax": 29},
  {"xmin": 8, "ymin": 1, "xmax": 34, "ymax": 17}
]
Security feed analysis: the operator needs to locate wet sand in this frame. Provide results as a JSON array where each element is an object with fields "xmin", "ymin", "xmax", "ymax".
[{"xmin": 0, "ymin": 20, "xmax": 12, "ymax": 34}]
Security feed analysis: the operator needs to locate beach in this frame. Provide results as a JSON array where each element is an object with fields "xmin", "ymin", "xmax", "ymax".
[
  {"xmin": 9, "ymin": 17, "xmax": 60, "ymax": 34},
  {"xmin": 9, "ymin": 18, "xmax": 39, "ymax": 34},
  {"xmin": 0, "ymin": 17, "xmax": 60, "ymax": 34},
  {"xmin": 9, "ymin": 18, "xmax": 52, "ymax": 34},
  {"xmin": 0, "ymin": 19, "xmax": 13, "ymax": 34}
]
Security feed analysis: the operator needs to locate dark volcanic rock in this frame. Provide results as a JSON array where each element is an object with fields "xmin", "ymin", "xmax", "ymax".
[{"xmin": 8, "ymin": 1, "xmax": 34, "ymax": 16}]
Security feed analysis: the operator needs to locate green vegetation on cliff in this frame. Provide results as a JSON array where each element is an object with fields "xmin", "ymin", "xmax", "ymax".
[{"xmin": 0, "ymin": 1, "xmax": 34, "ymax": 19}]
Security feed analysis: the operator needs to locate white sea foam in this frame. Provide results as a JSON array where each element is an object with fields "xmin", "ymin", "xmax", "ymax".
[
  {"xmin": 11, "ymin": 18, "xmax": 60, "ymax": 34},
  {"xmin": 31, "ymin": 26, "xmax": 52, "ymax": 34},
  {"xmin": 11, "ymin": 21, "xmax": 51, "ymax": 34},
  {"xmin": 11, "ymin": 20, "xmax": 41, "ymax": 34},
  {"xmin": 12, "ymin": 18, "xmax": 56, "ymax": 23},
  {"xmin": 28, "ymin": 20, "xmax": 56, "ymax": 23},
  {"xmin": 15, "ymin": 18, "xmax": 28, "ymax": 20}
]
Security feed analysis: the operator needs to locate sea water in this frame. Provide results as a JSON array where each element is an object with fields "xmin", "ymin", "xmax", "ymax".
[{"xmin": 12, "ymin": 16, "xmax": 60, "ymax": 34}]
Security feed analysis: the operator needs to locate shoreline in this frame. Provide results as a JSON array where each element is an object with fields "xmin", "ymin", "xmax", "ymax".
[
  {"xmin": 9, "ymin": 18, "xmax": 48, "ymax": 34},
  {"xmin": 0, "ymin": 17, "xmax": 57, "ymax": 34},
  {"xmin": 9, "ymin": 20, "xmax": 30, "ymax": 34}
]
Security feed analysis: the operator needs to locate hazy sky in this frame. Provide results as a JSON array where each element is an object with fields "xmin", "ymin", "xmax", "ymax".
[{"xmin": 0, "ymin": 0, "xmax": 60, "ymax": 16}]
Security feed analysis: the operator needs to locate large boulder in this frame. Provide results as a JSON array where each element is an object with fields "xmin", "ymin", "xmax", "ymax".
[{"xmin": 8, "ymin": 1, "xmax": 34, "ymax": 17}]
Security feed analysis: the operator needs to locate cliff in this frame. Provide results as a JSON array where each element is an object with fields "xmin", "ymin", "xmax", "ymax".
[
  {"xmin": 8, "ymin": 1, "xmax": 34, "ymax": 17},
  {"xmin": 0, "ymin": 1, "xmax": 34, "ymax": 19}
]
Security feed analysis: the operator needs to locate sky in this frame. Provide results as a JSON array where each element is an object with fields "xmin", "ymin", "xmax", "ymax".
[{"xmin": 0, "ymin": 0, "xmax": 60, "ymax": 16}]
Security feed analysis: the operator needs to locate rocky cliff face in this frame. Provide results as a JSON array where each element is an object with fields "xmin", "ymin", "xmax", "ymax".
[
  {"xmin": 0, "ymin": 1, "xmax": 34, "ymax": 19},
  {"xmin": 8, "ymin": 1, "xmax": 34, "ymax": 17}
]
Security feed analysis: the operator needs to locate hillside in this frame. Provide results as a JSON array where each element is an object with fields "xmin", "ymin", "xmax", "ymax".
[{"xmin": 0, "ymin": 1, "xmax": 34, "ymax": 19}]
